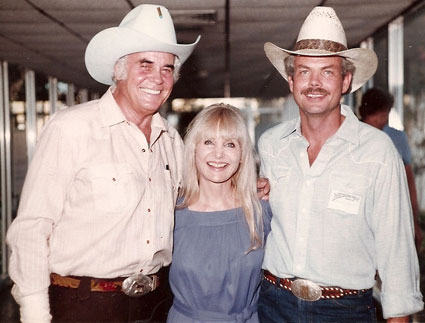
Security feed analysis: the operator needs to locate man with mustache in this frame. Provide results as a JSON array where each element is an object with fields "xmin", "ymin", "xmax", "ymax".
[{"xmin": 257, "ymin": 6, "xmax": 423, "ymax": 323}]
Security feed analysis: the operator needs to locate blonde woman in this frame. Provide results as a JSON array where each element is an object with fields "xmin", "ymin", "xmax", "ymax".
[{"xmin": 167, "ymin": 104, "xmax": 272, "ymax": 323}]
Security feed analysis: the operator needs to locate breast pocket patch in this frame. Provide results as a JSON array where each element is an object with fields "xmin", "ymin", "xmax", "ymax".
[{"xmin": 328, "ymin": 190, "xmax": 362, "ymax": 215}]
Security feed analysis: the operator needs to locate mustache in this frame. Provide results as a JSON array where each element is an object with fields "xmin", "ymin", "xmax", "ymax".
[{"xmin": 301, "ymin": 88, "xmax": 330, "ymax": 96}]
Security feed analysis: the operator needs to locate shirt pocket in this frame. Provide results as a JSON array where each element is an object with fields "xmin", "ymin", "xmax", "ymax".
[
  {"xmin": 269, "ymin": 165, "xmax": 292, "ymax": 201},
  {"xmin": 328, "ymin": 171, "xmax": 371, "ymax": 216},
  {"xmin": 88, "ymin": 163, "xmax": 134, "ymax": 213},
  {"xmin": 270, "ymin": 165, "xmax": 291, "ymax": 181}
]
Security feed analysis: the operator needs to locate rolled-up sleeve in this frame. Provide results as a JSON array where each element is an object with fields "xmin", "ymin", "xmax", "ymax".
[
  {"xmin": 372, "ymin": 150, "xmax": 423, "ymax": 318},
  {"xmin": 6, "ymin": 115, "xmax": 75, "ymax": 314}
]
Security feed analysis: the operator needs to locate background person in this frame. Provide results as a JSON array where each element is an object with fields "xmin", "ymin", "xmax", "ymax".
[
  {"xmin": 359, "ymin": 87, "xmax": 423, "ymax": 250},
  {"xmin": 258, "ymin": 6, "xmax": 423, "ymax": 323},
  {"xmin": 167, "ymin": 104, "xmax": 272, "ymax": 323},
  {"xmin": 6, "ymin": 4, "xmax": 199, "ymax": 322}
]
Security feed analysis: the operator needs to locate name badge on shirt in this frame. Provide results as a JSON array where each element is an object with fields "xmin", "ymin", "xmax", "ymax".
[{"xmin": 328, "ymin": 190, "xmax": 361, "ymax": 215}]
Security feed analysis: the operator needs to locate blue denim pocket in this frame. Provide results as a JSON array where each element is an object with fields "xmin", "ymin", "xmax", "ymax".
[
  {"xmin": 259, "ymin": 278, "xmax": 277, "ymax": 296},
  {"xmin": 314, "ymin": 290, "xmax": 377, "ymax": 322},
  {"xmin": 258, "ymin": 280, "xmax": 377, "ymax": 323}
]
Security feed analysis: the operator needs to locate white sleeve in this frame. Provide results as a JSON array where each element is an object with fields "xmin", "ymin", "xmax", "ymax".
[
  {"xmin": 373, "ymin": 151, "xmax": 424, "ymax": 317},
  {"xmin": 12, "ymin": 286, "xmax": 51, "ymax": 323}
]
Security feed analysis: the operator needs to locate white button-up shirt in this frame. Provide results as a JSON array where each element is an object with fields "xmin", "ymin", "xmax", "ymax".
[
  {"xmin": 7, "ymin": 88, "xmax": 183, "ymax": 320},
  {"xmin": 258, "ymin": 104, "xmax": 423, "ymax": 318}
]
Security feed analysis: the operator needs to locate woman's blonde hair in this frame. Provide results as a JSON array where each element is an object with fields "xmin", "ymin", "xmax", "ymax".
[{"xmin": 180, "ymin": 103, "xmax": 263, "ymax": 250}]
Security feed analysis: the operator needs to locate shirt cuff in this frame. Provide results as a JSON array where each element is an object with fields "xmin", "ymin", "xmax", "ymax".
[
  {"xmin": 12, "ymin": 285, "xmax": 52, "ymax": 323},
  {"xmin": 381, "ymin": 292, "xmax": 424, "ymax": 318}
]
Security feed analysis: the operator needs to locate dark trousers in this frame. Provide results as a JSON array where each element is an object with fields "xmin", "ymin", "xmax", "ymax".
[
  {"xmin": 258, "ymin": 278, "xmax": 376, "ymax": 323},
  {"xmin": 49, "ymin": 267, "xmax": 173, "ymax": 323}
]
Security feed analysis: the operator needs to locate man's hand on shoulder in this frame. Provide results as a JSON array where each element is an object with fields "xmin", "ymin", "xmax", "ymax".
[{"xmin": 257, "ymin": 177, "xmax": 270, "ymax": 200}]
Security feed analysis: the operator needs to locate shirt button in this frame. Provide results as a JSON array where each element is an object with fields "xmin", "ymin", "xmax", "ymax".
[
  {"xmin": 146, "ymin": 240, "xmax": 150, "ymax": 244},
  {"xmin": 112, "ymin": 178, "xmax": 116, "ymax": 182},
  {"xmin": 148, "ymin": 178, "xmax": 152, "ymax": 182},
  {"xmin": 147, "ymin": 208, "xmax": 151, "ymax": 212},
  {"xmin": 142, "ymin": 148, "xmax": 146, "ymax": 152}
]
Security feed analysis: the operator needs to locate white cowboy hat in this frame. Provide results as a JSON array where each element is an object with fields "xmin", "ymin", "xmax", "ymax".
[
  {"xmin": 85, "ymin": 4, "xmax": 200, "ymax": 85},
  {"xmin": 264, "ymin": 6, "xmax": 378, "ymax": 93}
]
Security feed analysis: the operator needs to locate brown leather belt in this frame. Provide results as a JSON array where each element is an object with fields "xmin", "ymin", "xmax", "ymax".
[
  {"xmin": 50, "ymin": 273, "xmax": 159, "ymax": 293},
  {"xmin": 263, "ymin": 270, "xmax": 370, "ymax": 301}
]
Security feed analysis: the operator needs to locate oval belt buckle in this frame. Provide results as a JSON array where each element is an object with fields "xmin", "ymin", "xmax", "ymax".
[
  {"xmin": 122, "ymin": 273, "xmax": 154, "ymax": 297},
  {"xmin": 291, "ymin": 279, "xmax": 322, "ymax": 301}
]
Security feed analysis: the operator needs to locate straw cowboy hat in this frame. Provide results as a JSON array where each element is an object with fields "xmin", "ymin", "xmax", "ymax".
[
  {"xmin": 85, "ymin": 4, "xmax": 200, "ymax": 85},
  {"xmin": 264, "ymin": 6, "xmax": 378, "ymax": 92}
]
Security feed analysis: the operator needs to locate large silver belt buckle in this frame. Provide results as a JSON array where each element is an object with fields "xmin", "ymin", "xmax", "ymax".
[
  {"xmin": 291, "ymin": 279, "xmax": 322, "ymax": 301},
  {"xmin": 122, "ymin": 272, "xmax": 157, "ymax": 297}
]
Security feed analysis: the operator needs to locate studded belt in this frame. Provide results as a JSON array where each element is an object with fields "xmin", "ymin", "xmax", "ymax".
[{"xmin": 263, "ymin": 270, "xmax": 370, "ymax": 301}]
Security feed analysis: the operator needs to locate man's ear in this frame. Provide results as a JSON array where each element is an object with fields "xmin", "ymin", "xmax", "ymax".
[
  {"xmin": 288, "ymin": 75, "xmax": 294, "ymax": 93},
  {"xmin": 342, "ymin": 72, "xmax": 352, "ymax": 94}
]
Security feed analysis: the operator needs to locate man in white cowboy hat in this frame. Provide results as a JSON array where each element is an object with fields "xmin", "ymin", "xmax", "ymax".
[
  {"xmin": 258, "ymin": 6, "xmax": 423, "ymax": 323},
  {"xmin": 7, "ymin": 4, "xmax": 199, "ymax": 322}
]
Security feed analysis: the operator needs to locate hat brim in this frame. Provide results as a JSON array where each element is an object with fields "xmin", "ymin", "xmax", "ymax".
[
  {"xmin": 264, "ymin": 42, "xmax": 378, "ymax": 93},
  {"xmin": 85, "ymin": 27, "xmax": 200, "ymax": 85}
]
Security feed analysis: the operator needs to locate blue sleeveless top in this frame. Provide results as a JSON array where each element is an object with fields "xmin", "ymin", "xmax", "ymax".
[{"xmin": 168, "ymin": 200, "xmax": 272, "ymax": 323}]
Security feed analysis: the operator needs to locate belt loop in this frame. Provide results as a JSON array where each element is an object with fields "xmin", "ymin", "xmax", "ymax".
[{"xmin": 78, "ymin": 277, "xmax": 91, "ymax": 300}]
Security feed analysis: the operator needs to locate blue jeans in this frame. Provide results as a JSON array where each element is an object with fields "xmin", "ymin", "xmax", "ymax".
[{"xmin": 258, "ymin": 278, "xmax": 376, "ymax": 323}]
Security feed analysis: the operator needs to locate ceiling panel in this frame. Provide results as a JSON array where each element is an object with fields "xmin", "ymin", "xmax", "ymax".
[
  {"xmin": 32, "ymin": 0, "xmax": 130, "ymax": 10},
  {"xmin": 0, "ymin": 0, "xmax": 422, "ymax": 98}
]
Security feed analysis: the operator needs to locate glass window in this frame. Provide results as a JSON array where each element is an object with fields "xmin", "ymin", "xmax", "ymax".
[
  {"xmin": 35, "ymin": 72, "xmax": 50, "ymax": 134},
  {"xmin": 8, "ymin": 63, "xmax": 27, "ymax": 219},
  {"xmin": 404, "ymin": 2, "xmax": 425, "ymax": 212},
  {"xmin": 373, "ymin": 27, "xmax": 389, "ymax": 91},
  {"xmin": 57, "ymin": 81, "xmax": 68, "ymax": 110}
]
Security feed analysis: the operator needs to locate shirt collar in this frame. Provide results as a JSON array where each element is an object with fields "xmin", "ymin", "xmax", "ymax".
[
  {"xmin": 335, "ymin": 104, "xmax": 360, "ymax": 145},
  {"xmin": 99, "ymin": 88, "xmax": 127, "ymax": 127},
  {"xmin": 279, "ymin": 104, "xmax": 360, "ymax": 146},
  {"xmin": 151, "ymin": 112, "xmax": 175, "ymax": 141},
  {"xmin": 98, "ymin": 88, "xmax": 174, "ymax": 139},
  {"xmin": 279, "ymin": 118, "xmax": 299, "ymax": 140}
]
